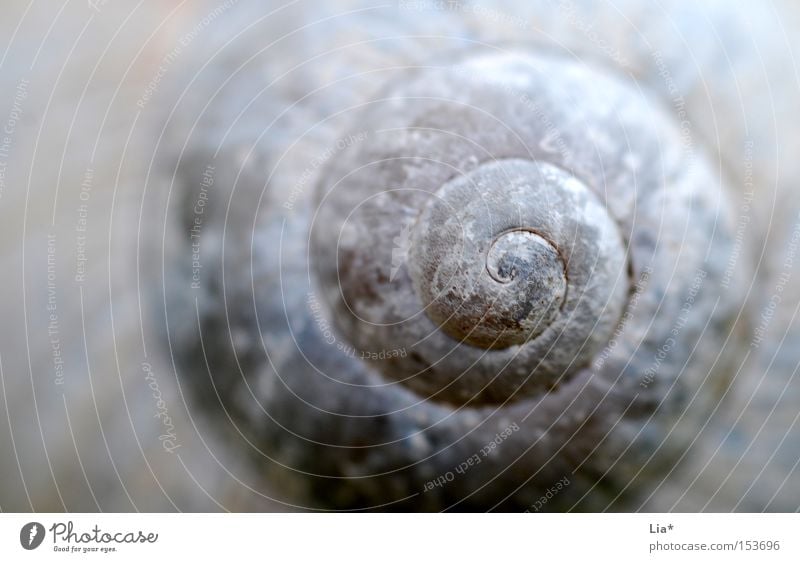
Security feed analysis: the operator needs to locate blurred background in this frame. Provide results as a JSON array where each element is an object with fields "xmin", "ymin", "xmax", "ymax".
[{"xmin": 0, "ymin": 0, "xmax": 799, "ymax": 512}]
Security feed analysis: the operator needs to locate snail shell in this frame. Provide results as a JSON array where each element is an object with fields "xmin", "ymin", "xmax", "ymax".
[
  {"xmin": 315, "ymin": 153, "xmax": 629, "ymax": 405},
  {"xmin": 173, "ymin": 47, "xmax": 747, "ymax": 510}
]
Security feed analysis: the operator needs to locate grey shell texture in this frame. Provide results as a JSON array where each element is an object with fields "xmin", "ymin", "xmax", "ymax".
[
  {"xmin": 5, "ymin": 0, "xmax": 800, "ymax": 515},
  {"xmin": 157, "ymin": 0, "xmax": 796, "ymax": 512}
]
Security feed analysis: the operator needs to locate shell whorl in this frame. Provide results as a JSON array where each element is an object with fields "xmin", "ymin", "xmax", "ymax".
[
  {"xmin": 179, "ymin": 46, "xmax": 746, "ymax": 511},
  {"xmin": 314, "ymin": 154, "xmax": 630, "ymax": 405},
  {"xmin": 298, "ymin": 48, "xmax": 743, "ymax": 507},
  {"xmin": 312, "ymin": 50, "xmax": 690, "ymax": 408}
]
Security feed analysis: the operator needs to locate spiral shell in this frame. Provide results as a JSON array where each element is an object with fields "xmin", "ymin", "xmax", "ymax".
[
  {"xmin": 176, "ymin": 47, "xmax": 747, "ymax": 510},
  {"xmin": 316, "ymin": 150, "xmax": 631, "ymax": 405}
]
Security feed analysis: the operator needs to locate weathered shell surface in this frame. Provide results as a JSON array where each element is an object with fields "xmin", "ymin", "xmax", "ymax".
[
  {"xmin": 2, "ymin": 0, "xmax": 800, "ymax": 513},
  {"xmin": 168, "ymin": 29, "xmax": 748, "ymax": 510}
]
